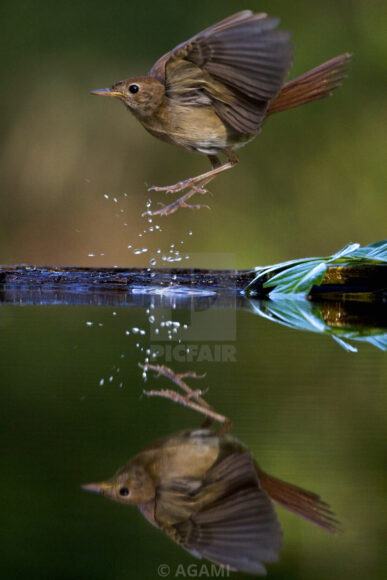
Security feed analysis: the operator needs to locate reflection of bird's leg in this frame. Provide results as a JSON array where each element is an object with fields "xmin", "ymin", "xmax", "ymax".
[
  {"xmin": 145, "ymin": 151, "xmax": 239, "ymax": 217},
  {"xmin": 141, "ymin": 363, "xmax": 232, "ymax": 431}
]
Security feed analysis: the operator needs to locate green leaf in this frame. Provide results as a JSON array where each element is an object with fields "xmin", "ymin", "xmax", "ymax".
[
  {"xmin": 350, "ymin": 240, "xmax": 387, "ymax": 262},
  {"xmin": 330, "ymin": 242, "xmax": 360, "ymax": 260},
  {"xmin": 264, "ymin": 261, "xmax": 327, "ymax": 295},
  {"xmin": 245, "ymin": 239, "xmax": 387, "ymax": 297}
]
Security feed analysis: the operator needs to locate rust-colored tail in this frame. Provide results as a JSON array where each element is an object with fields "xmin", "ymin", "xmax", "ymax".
[
  {"xmin": 258, "ymin": 469, "xmax": 340, "ymax": 533},
  {"xmin": 268, "ymin": 53, "xmax": 352, "ymax": 115}
]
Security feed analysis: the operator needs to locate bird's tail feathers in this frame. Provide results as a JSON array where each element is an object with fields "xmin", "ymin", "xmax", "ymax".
[
  {"xmin": 268, "ymin": 53, "xmax": 352, "ymax": 114},
  {"xmin": 258, "ymin": 469, "xmax": 340, "ymax": 533}
]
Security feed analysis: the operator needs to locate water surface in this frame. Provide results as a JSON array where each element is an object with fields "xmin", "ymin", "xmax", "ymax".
[{"xmin": 1, "ymin": 295, "xmax": 386, "ymax": 579}]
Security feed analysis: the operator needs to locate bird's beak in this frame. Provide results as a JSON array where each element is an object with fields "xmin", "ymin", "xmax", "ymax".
[
  {"xmin": 90, "ymin": 88, "xmax": 122, "ymax": 98},
  {"xmin": 81, "ymin": 481, "xmax": 112, "ymax": 494}
]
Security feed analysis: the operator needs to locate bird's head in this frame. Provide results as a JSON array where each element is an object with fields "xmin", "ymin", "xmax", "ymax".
[
  {"xmin": 90, "ymin": 76, "xmax": 165, "ymax": 117},
  {"xmin": 82, "ymin": 461, "xmax": 155, "ymax": 505}
]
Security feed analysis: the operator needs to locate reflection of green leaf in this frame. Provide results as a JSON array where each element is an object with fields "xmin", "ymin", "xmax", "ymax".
[
  {"xmin": 248, "ymin": 298, "xmax": 387, "ymax": 352},
  {"xmin": 331, "ymin": 336, "xmax": 358, "ymax": 353},
  {"xmin": 245, "ymin": 240, "xmax": 387, "ymax": 297},
  {"xmin": 363, "ymin": 335, "xmax": 387, "ymax": 350},
  {"xmin": 249, "ymin": 299, "xmax": 327, "ymax": 333}
]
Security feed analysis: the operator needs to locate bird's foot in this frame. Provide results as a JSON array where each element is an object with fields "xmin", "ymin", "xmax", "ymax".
[
  {"xmin": 140, "ymin": 363, "xmax": 229, "ymax": 427},
  {"xmin": 148, "ymin": 176, "xmax": 201, "ymax": 194},
  {"xmin": 143, "ymin": 186, "xmax": 211, "ymax": 217}
]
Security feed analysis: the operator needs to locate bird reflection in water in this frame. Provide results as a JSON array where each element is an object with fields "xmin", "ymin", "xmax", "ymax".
[{"xmin": 83, "ymin": 364, "xmax": 338, "ymax": 575}]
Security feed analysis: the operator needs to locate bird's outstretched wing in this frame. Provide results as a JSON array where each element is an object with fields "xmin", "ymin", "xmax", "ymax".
[
  {"xmin": 155, "ymin": 452, "xmax": 282, "ymax": 575},
  {"xmin": 149, "ymin": 11, "xmax": 292, "ymax": 134}
]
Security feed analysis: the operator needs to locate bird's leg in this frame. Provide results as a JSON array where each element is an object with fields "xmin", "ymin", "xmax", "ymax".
[
  {"xmin": 145, "ymin": 152, "xmax": 238, "ymax": 217},
  {"xmin": 144, "ymin": 179, "xmax": 211, "ymax": 218},
  {"xmin": 141, "ymin": 363, "xmax": 232, "ymax": 431},
  {"xmin": 149, "ymin": 151, "xmax": 238, "ymax": 194}
]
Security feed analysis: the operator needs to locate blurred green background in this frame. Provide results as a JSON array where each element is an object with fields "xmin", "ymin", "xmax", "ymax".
[{"xmin": 1, "ymin": 0, "xmax": 386, "ymax": 268}]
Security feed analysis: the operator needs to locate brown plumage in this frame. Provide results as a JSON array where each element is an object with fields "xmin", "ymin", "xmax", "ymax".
[
  {"xmin": 268, "ymin": 54, "xmax": 351, "ymax": 114},
  {"xmin": 83, "ymin": 429, "xmax": 339, "ymax": 576},
  {"xmin": 91, "ymin": 11, "xmax": 351, "ymax": 216}
]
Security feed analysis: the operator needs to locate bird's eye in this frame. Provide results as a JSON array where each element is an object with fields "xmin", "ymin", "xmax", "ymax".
[
  {"xmin": 119, "ymin": 487, "xmax": 130, "ymax": 497},
  {"xmin": 129, "ymin": 84, "xmax": 139, "ymax": 94}
]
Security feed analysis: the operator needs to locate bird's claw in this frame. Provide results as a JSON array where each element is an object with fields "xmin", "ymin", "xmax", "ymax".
[
  {"xmin": 144, "ymin": 197, "xmax": 211, "ymax": 217},
  {"xmin": 140, "ymin": 363, "xmax": 229, "ymax": 426},
  {"xmin": 182, "ymin": 201, "xmax": 210, "ymax": 211},
  {"xmin": 148, "ymin": 179, "xmax": 194, "ymax": 194},
  {"xmin": 192, "ymin": 184, "xmax": 208, "ymax": 195},
  {"xmin": 178, "ymin": 371, "xmax": 206, "ymax": 380},
  {"xmin": 185, "ymin": 389, "xmax": 204, "ymax": 401}
]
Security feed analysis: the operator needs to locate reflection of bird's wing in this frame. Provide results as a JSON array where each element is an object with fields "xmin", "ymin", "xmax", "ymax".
[
  {"xmin": 149, "ymin": 11, "xmax": 292, "ymax": 134},
  {"xmin": 155, "ymin": 452, "xmax": 282, "ymax": 575}
]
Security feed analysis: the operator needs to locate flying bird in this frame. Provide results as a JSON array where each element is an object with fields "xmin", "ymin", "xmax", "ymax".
[
  {"xmin": 91, "ymin": 11, "xmax": 351, "ymax": 216},
  {"xmin": 83, "ymin": 428, "xmax": 338, "ymax": 575}
]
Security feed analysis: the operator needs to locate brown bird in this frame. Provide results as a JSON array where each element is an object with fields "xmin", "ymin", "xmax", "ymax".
[
  {"xmin": 83, "ymin": 428, "xmax": 338, "ymax": 575},
  {"xmin": 83, "ymin": 365, "xmax": 338, "ymax": 575},
  {"xmin": 91, "ymin": 10, "xmax": 351, "ymax": 217}
]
